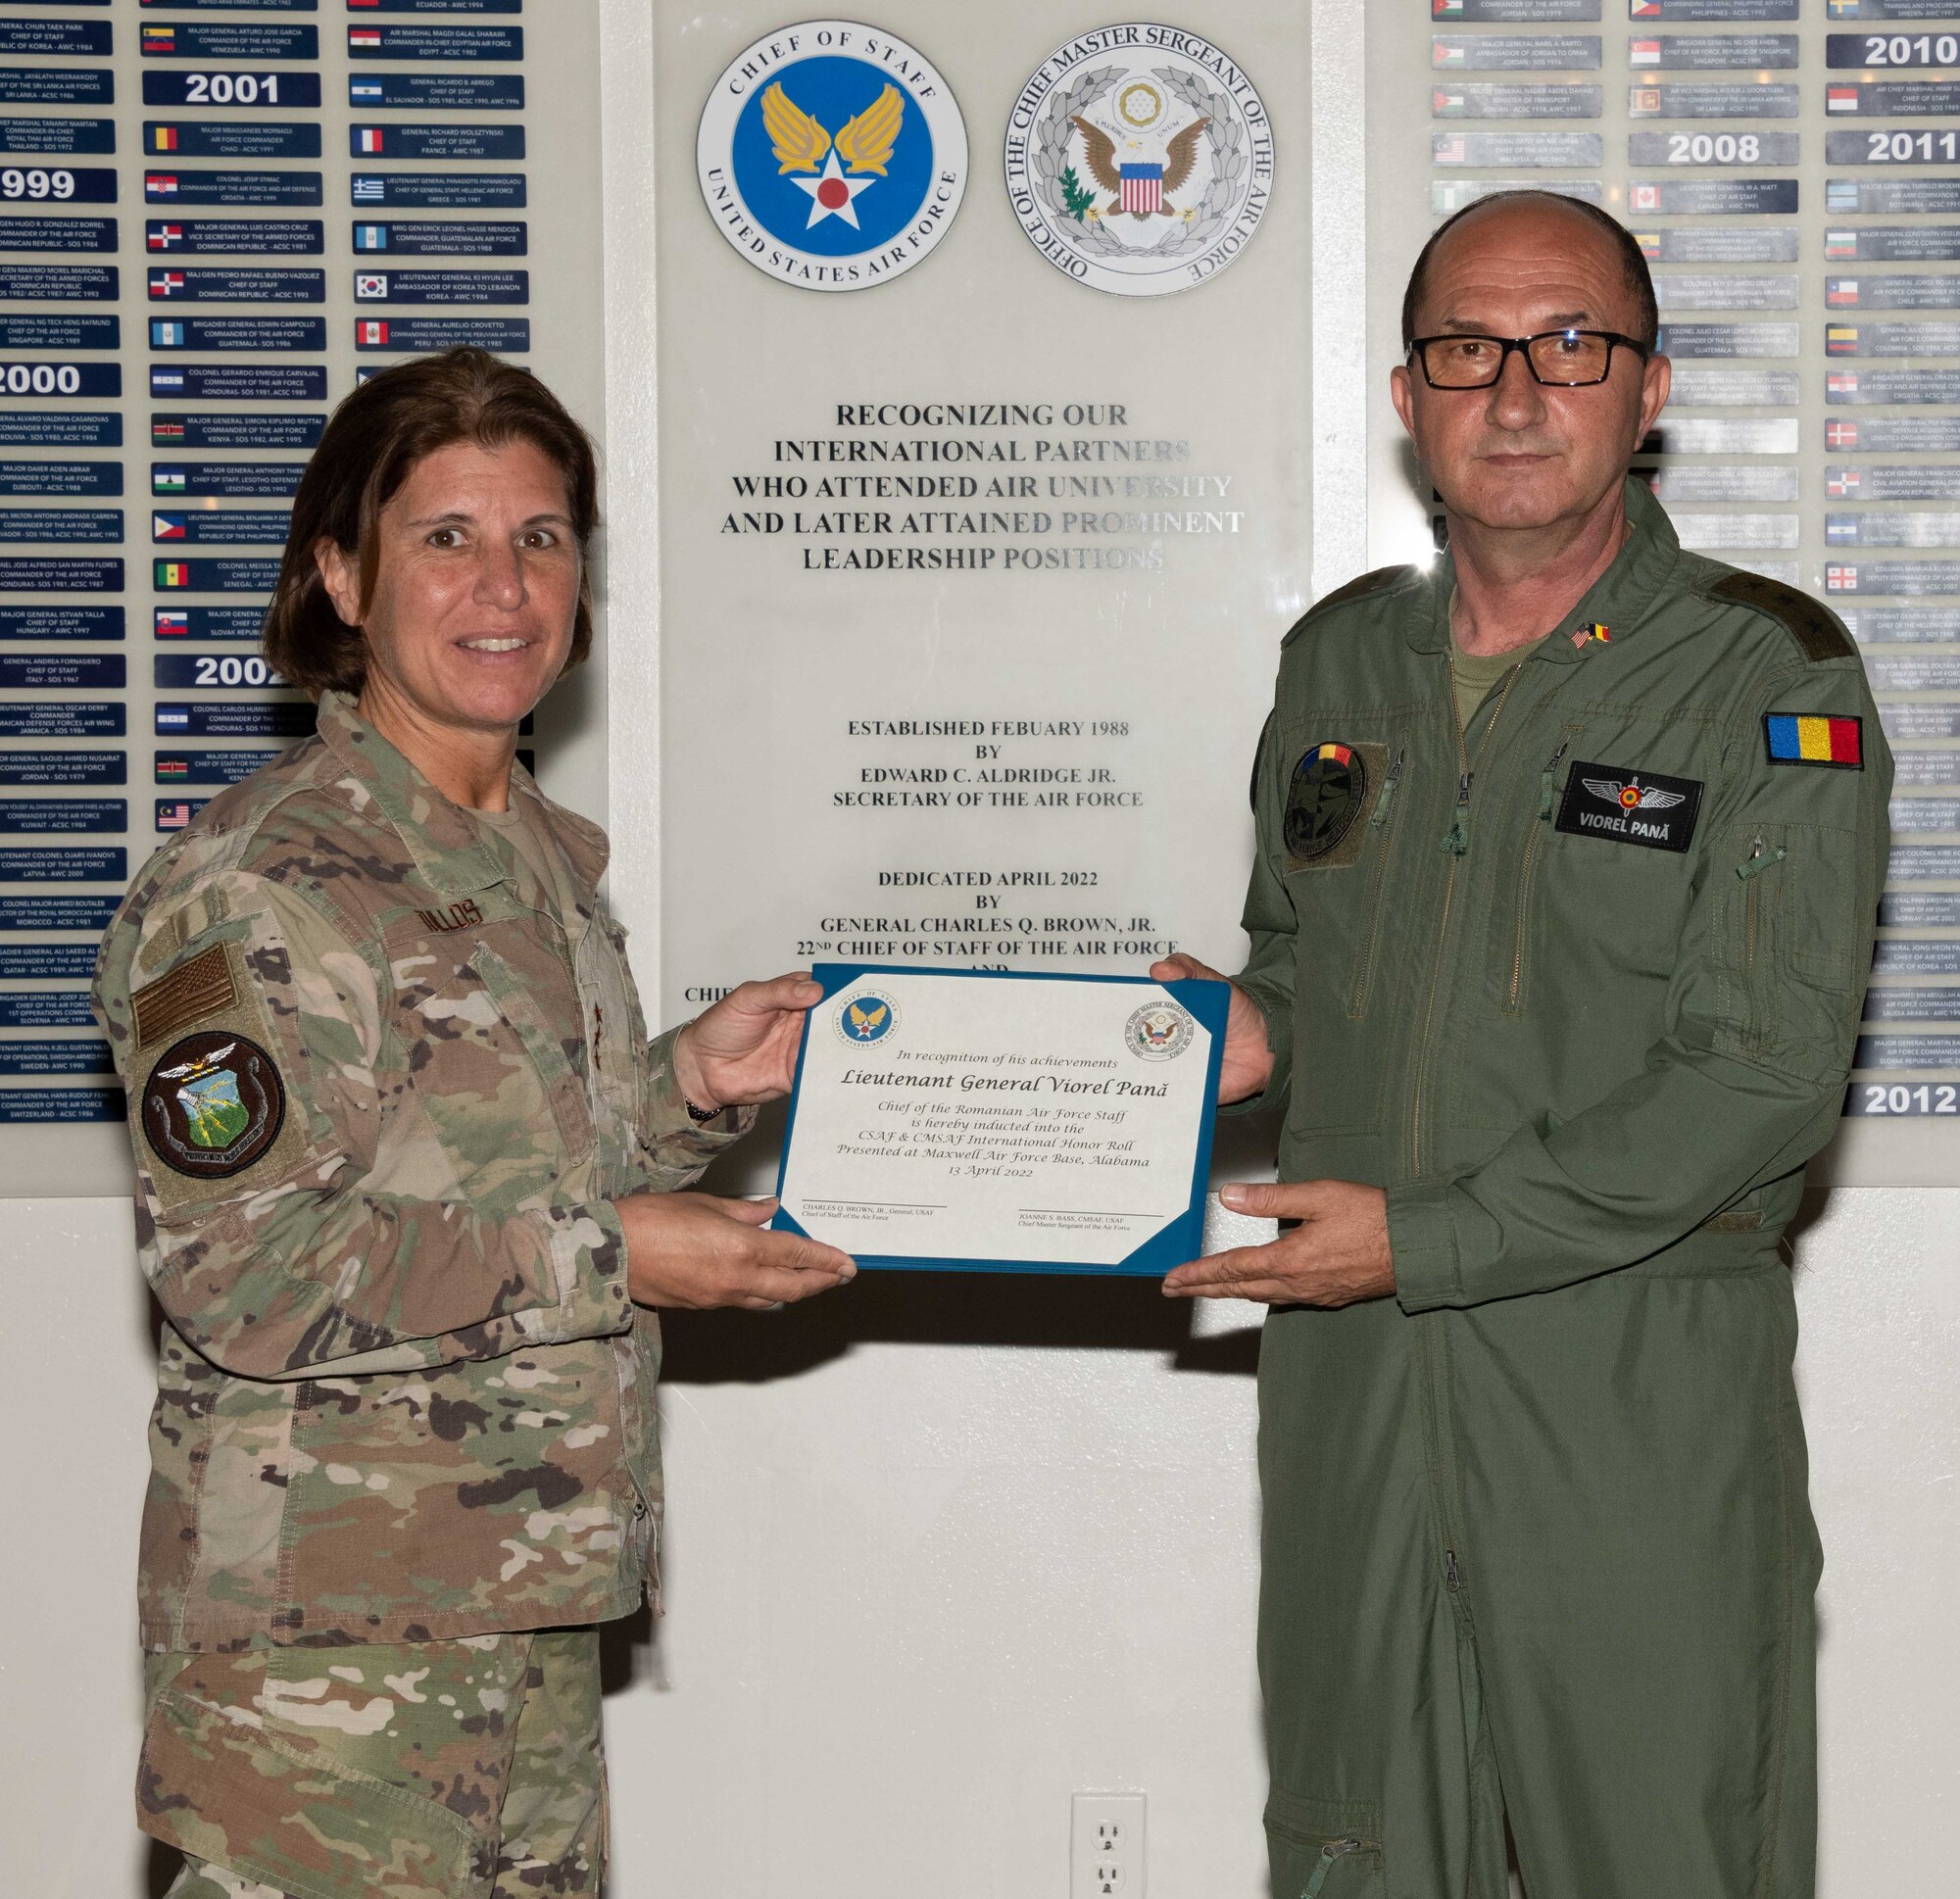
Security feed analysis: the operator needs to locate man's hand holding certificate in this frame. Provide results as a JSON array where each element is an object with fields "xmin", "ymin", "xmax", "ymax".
[{"xmin": 772, "ymin": 965, "xmax": 1228, "ymax": 1275}]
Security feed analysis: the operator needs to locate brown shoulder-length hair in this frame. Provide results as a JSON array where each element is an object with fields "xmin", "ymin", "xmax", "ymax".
[{"xmin": 264, "ymin": 347, "xmax": 601, "ymax": 699}]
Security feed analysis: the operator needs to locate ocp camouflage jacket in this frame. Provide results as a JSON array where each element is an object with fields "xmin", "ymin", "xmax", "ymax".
[{"xmin": 94, "ymin": 693, "xmax": 746, "ymax": 1651}]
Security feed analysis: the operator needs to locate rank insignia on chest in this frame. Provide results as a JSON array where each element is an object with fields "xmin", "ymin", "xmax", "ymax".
[
  {"xmin": 1554, "ymin": 760, "xmax": 1703, "ymax": 853},
  {"xmin": 1764, "ymin": 712, "xmax": 1863, "ymax": 770},
  {"xmin": 1284, "ymin": 739, "xmax": 1386, "ymax": 871}
]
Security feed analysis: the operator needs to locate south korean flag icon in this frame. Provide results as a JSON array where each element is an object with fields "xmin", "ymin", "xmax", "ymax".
[{"xmin": 696, "ymin": 20, "xmax": 968, "ymax": 291}]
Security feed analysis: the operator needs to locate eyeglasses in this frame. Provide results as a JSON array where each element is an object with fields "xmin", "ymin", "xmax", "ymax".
[{"xmin": 1408, "ymin": 329, "xmax": 1650, "ymax": 390}]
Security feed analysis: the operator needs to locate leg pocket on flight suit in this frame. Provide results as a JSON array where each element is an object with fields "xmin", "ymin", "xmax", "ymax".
[{"xmin": 1264, "ymin": 1787, "xmax": 1386, "ymax": 1899}]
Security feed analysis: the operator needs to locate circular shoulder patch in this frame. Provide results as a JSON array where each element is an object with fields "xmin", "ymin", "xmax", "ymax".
[
  {"xmin": 140, "ymin": 1028, "xmax": 286, "ymax": 1181},
  {"xmin": 1284, "ymin": 742, "xmax": 1369, "ymax": 864}
]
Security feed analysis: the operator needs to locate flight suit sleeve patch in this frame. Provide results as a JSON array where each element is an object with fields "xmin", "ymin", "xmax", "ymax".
[
  {"xmin": 1284, "ymin": 740, "xmax": 1387, "ymax": 872},
  {"xmin": 1764, "ymin": 712, "xmax": 1864, "ymax": 770}
]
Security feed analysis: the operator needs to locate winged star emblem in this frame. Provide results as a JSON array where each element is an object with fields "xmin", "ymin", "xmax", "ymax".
[
  {"xmin": 761, "ymin": 80, "xmax": 905, "ymax": 231},
  {"xmin": 1584, "ymin": 776, "xmax": 1686, "ymax": 814},
  {"xmin": 1071, "ymin": 114, "xmax": 1209, "ymax": 220},
  {"xmin": 847, "ymin": 1000, "xmax": 889, "ymax": 1039}
]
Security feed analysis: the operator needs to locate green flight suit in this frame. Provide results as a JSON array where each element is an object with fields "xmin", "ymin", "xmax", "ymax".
[{"xmin": 1237, "ymin": 480, "xmax": 1889, "ymax": 1899}]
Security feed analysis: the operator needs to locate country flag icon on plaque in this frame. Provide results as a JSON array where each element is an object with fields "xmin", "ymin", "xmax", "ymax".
[
  {"xmin": 1005, "ymin": 25, "xmax": 1274, "ymax": 297},
  {"xmin": 356, "ymin": 273, "xmax": 387, "ymax": 300},
  {"xmin": 151, "ymin": 126, "xmax": 179, "ymax": 153},
  {"xmin": 156, "ymin": 609, "xmax": 189, "ymax": 636},
  {"xmin": 355, "ymin": 224, "xmax": 389, "ymax": 251},
  {"xmin": 148, "ymin": 223, "xmax": 183, "ymax": 251},
  {"xmin": 358, "ymin": 128, "xmax": 385, "ymax": 155},
  {"xmin": 358, "ymin": 318, "xmax": 389, "ymax": 346},
  {"xmin": 696, "ymin": 21, "xmax": 967, "ymax": 292}
]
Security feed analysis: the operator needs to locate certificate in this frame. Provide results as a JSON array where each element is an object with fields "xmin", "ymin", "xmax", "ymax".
[{"xmin": 772, "ymin": 964, "xmax": 1227, "ymax": 1276}]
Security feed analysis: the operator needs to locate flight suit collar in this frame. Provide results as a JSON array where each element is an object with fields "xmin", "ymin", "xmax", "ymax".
[
  {"xmin": 315, "ymin": 689, "xmax": 510, "ymax": 897},
  {"xmin": 1409, "ymin": 474, "xmax": 1684, "ymax": 663}
]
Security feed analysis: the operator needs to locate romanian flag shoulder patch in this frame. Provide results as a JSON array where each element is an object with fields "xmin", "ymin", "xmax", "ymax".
[{"xmin": 1764, "ymin": 712, "xmax": 1864, "ymax": 770}]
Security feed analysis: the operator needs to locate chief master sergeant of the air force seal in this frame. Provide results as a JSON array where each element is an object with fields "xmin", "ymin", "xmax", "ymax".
[{"xmin": 1152, "ymin": 190, "xmax": 1889, "ymax": 1899}]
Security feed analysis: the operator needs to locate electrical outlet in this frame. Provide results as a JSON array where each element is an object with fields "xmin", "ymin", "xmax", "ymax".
[{"xmin": 1072, "ymin": 1792, "xmax": 1146, "ymax": 1898}]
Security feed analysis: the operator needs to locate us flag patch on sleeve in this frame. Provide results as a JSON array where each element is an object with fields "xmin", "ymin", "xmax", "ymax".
[{"xmin": 1764, "ymin": 712, "xmax": 1863, "ymax": 770}]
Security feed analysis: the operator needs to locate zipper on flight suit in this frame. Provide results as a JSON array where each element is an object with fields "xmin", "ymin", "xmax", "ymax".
[
  {"xmin": 1347, "ymin": 746, "xmax": 1407, "ymax": 1018},
  {"xmin": 1504, "ymin": 741, "xmax": 1570, "ymax": 1015},
  {"xmin": 1301, "ymin": 1835, "xmax": 1381, "ymax": 1899},
  {"xmin": 1737, "ymin": 833, "xmax": 1786, "ymax": 1052},
  {"xmin": 1409, "ymin": 660, "xmax": 1524, "ymax": 1176}
]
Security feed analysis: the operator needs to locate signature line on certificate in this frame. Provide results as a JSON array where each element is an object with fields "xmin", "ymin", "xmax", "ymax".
[
  {"xmin": 802, "ymin": 1199, "xmax": 947, "ymax": 1210},
  {"xmin": 1019, "ymin": 1210, "xmax": 1166, "ymax": 1219}
]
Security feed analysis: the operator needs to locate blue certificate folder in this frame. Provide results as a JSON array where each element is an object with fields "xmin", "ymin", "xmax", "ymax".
[{"xmin": 770, "ymin": 963, "xmax": 1229, "ymax": 1276}]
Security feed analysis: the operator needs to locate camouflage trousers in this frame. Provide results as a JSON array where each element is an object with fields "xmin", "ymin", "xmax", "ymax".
[{"xmin": 138, "ymin": 1627, "xmax": 607, "ymax": 1899}]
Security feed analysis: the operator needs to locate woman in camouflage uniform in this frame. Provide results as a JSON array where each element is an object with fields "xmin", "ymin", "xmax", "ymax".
[{"xmin": 94, "ymin": 349, "xmax": 854, "ymax": 1899}]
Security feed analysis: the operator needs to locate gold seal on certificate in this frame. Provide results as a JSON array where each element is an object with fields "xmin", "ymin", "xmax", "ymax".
[{"xmin": 773, "ymin": 965, "xmax": 1227, "ymax": 1274}]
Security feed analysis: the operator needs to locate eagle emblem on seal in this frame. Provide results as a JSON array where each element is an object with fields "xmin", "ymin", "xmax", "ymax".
[{"xmin": 1069, "ymin": 112, "xmax": 1209, "ymax": 219}]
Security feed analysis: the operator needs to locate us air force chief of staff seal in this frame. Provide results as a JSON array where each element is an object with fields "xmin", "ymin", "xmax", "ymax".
[
  {"xmin": 1005, "ymin": 24, "xmax": 1273, "ymax": 296},
  {"xmin": 697, "ymin": 21, "xmax": 967, "ymax": 292}
]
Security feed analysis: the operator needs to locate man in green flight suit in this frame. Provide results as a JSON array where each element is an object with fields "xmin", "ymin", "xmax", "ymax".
[{"xmin": 1152, "ymin": 190, "xmax": 1890, "ymax": 1899}]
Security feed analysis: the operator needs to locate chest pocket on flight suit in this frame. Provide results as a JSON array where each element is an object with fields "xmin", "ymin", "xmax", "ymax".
[
  {"xmin": 1280, "ymin": 719, "xmax": 1412, "ymax": 1130},
  {"xmin": 1475, "ymin": 716, "xmax": 1711, "ymax": 1134}
]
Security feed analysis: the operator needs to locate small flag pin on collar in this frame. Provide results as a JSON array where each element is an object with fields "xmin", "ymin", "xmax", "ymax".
[{"xmin": 1571, "ymin": 621, "xmax": 1610, "ymax": 650}]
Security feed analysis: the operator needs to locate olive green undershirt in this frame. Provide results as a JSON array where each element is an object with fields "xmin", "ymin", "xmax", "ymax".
[{"xmin": 1450, "ymin": 629, "xmax": 1553, "ymax": 733}]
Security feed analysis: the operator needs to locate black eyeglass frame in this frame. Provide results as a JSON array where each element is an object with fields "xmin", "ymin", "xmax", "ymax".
[{"xmin": 1407, "ymin": 328, "xmax": 1652, "ymax": 389}]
